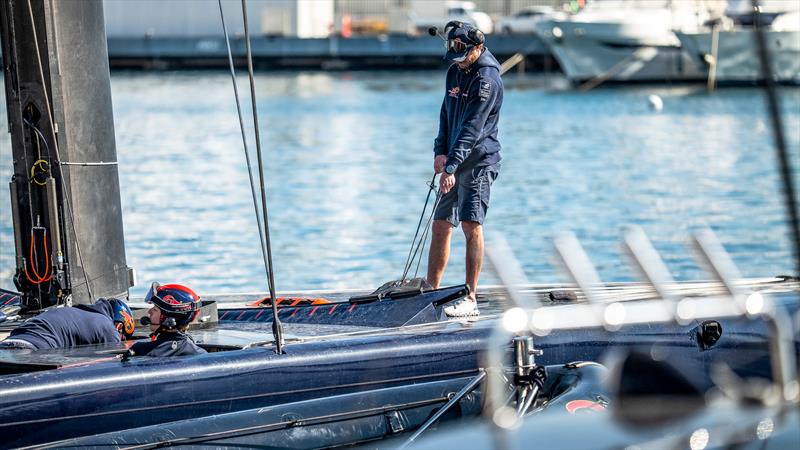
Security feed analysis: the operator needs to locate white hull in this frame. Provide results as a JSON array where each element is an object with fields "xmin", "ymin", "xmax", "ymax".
[
  {"xmin": 676, "ymin": 29, "xmax": 800, "ymax": 84},
  {"xmin": 536, "ymin": 20, "xmax": 705, "ymax": 83}
]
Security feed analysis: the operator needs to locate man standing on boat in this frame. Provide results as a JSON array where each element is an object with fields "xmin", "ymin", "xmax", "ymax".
[{"xmin": 428, "ymin": 22, "xmax": 503, "ymax": 317}]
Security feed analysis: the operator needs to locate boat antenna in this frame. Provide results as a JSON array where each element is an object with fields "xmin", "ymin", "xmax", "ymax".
[
  {"xmin": 751, "ymin": 0, "xmax": 800, "ymax": 278},
  {"xmin": 239, "ymin": 0, "xmax": 284, "ymax": 353},
  {"xmin": 216, "ymin": 0, "xmax": 272, "ymax": 321}
]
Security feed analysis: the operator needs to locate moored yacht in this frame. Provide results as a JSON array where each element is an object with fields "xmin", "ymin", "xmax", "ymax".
[
  {"xmin": 676, "ymin": 0, "xmax": 800, "ymax": 85},
  {"xmin": 534, "ymin": 0, "xmax": 710, "ymax": 84}
]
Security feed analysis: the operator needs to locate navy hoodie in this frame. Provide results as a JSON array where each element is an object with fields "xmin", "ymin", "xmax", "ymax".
[
  {"xmin": 434, "ymin": 48, "xmax": 503, "ymax": 173},
  {"xmin": 128, "ymin": 332, "xmax": 207, "ymax": 357},
  {"xmin": 8, "ymin": 299, "xmax": 121, "ymax": 349}
]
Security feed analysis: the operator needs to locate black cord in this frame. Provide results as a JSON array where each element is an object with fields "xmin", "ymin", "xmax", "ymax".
[
  {"xmin": 217, "ymin": 0, "xmax": 271, "ymax": 295},
  {"xmin": 241, "ymin": 0, "xmax": 284, "ymax": 353},
  {"xmin": 402, "ymin": 173, "xmax": 438, "ymax": 280},
  {"xmin": 412, "ymin": 190, "xmax": 444, "ymax": 279}
]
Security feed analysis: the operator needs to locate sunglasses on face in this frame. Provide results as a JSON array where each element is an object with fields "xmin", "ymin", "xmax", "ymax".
[{"xmin": 446, "ymin": 39, "xmax": 474, "ymax": 54}]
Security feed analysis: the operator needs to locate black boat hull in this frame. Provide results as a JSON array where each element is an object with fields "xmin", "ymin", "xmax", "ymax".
[{"xmin": 1, "ymin": 291, "xmax": 797, "ymax": 447}]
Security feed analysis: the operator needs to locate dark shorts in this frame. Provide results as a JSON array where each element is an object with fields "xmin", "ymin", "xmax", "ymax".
[{"xmin": 434, "ymin": 163, "xmax": 500, "ymax": 226}]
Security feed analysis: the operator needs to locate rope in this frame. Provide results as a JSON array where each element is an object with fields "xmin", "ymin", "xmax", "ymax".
[
  {"xmin": 412, "ymin": 190, "xmax": 443, "ymax": 279},
  {"xmin": 24, "ymin": 229, "xmax": 52, "ymax": 284},
  {"xmin": 401, "ymin": 174, "xmax": 443, "ymax": 281},
  {"xmin": 217, "ymin": 0, "xmax": 270, "ymax": 296},
  {"xmin": 401, "ymin": 173, "xmax": 437, "ymax": 279},
  {"xmin": 241, "ymin": 0, "xmax": 284, "ymax": 353}
]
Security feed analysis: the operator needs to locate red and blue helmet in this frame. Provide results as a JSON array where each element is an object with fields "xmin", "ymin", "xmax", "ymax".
[
  {"xmin": 109, "ymin": 298, "xmax": 135, "ymax": 338},
  {"xmin": 144, "ymin": 282, "xmax": 201, "ymax": 327}
]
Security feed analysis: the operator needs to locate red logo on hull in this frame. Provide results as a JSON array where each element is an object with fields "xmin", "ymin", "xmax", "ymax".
[{"xmin": 565, "ymin": 399, "xmax": 607, "ymax": 414}]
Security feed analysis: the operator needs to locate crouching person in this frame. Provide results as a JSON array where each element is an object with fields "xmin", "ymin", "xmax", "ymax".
[
  {"xmin": 0, "ymin": 298, "xmax": 135, "ymax": 350},
  {"xmin": 126, "ymin": 282, "xmax": 206, "ymax": 357}
]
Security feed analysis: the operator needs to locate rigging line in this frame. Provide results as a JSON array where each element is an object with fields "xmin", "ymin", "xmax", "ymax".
[
  {"xmin": 412, "ymin": 191, "xmax": 443, "ymax": 278},
  {"xmin": 26, "ymin": 0, "xmax": 94, "ymax": 302},
  {"xmin": 406, "ymin": 190, "xmax": 443, "ymax": 280},
  {"xmin": 217, "ymin": 0, "xmax": 269, "ymax": 286},
  {"xmin": 751, "ymin": 0, "xmax": 800, "ymax": 278},
  {"xmin": 241, "ymin": 0, "xmax": 283, "ymax": 353},
  {"xmin": 26, "ymin": 122, "xmax": 114, "ymax": 166},
  {"xmin": 401, "ymin": 173, "xmax": 437, "ymax": 280}
]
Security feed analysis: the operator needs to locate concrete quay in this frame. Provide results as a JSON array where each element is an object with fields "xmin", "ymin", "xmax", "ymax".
[{"xmin": 106, "ymin": 34, "xmax": 553, "ymax": 70}]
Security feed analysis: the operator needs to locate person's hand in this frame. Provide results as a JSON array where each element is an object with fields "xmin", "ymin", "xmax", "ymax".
[
  {"xmin": 434, "ymin": 155, "xmax": 447, "ymax": 174},
  {"xmin": 439, "ymin": 173, "xmax": 455, "ymax": 194}
]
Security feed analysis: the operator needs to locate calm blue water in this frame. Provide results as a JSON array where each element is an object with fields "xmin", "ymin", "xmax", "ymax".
[{"xmin": 1, "ymin": 72, "xmax": 799, "ymax": 296}]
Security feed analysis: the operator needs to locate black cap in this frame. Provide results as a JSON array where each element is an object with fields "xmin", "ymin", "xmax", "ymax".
[{"xmin": 444, "ymin": 22, "xmax": 481, "ymax": 61}]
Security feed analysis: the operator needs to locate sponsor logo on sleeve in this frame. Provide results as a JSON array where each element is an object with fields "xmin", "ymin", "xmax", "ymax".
[{"xmin": 479, "ymin": 81, "xmax": 491, "ymax": 101}]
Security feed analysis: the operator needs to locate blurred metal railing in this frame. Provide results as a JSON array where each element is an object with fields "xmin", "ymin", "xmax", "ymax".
[{"xmin": 475, "ymin": 227, "xmax": 799, "ymax": 445}]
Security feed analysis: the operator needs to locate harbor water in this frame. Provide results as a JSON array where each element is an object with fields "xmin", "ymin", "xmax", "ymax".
[{"xmin": 1, "ymin": 72, "xmax": 799, "ymax": 297}]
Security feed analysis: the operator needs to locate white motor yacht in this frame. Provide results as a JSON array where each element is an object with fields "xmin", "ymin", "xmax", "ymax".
[
  {"xmin": 534, "ymin": 0, "xmax": 711, "ymax": 85},
  {"xmin": 675, "ymin": 0, "xmax": 800, "ymax": 85}
]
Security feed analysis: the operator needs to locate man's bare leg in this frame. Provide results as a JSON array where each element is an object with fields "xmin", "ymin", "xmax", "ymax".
[
  {"xmin": 427, "ymin": 220, "xmax": 454, "ymax": 289},
  {"xmin": 462, "ymin": 221, "xmax": 483, "ymax": 300}
]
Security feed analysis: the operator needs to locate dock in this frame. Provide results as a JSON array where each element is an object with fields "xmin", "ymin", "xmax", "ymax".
[{"xmin": 106, "ymin": 34, "xmax": 554, "ymax": 70}]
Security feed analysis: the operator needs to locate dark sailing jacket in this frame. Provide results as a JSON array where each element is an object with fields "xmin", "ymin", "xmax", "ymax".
[
  {"xmin": 128, "ymin": 332, "xmax": 207, "ymax": 357},
  {"xmin": 434, "ymin": 48, "xmax": 503, "ymax": 174},
  {"xmin": 8, "ymin": 299, "xmax": 121, "ymax": 349}
]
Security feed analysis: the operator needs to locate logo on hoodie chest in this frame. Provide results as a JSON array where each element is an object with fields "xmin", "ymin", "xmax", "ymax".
[{"xmin": 448, "ymin": 86, "xmax": 460, "ymax": 98}]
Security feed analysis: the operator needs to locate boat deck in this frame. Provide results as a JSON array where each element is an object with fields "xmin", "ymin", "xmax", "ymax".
[
  {"xmin": 1, "ymin": 277, "xmax": 796, "ymax": 349},
  {"xmin": 198, "ymin": 276, "xmax": 797, "ymax": 312}
]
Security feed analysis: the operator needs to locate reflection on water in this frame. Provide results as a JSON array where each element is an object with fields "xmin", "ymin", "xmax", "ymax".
[{"xmin": 1, "ymin": 71, "xmax": 798, "ymax": 296}]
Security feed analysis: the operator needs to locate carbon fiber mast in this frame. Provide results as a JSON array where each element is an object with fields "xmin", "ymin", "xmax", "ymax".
[{"xmin": 1, "ymin": 0, "xmax": 132, "ymax": 309}]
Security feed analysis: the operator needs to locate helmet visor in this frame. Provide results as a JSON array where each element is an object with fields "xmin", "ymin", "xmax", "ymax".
[{"xmin": 144, "ymin": 281, "xmax": 161, "ymax": 304}]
